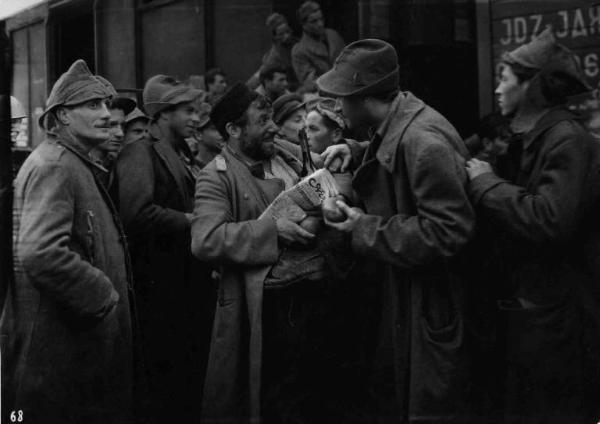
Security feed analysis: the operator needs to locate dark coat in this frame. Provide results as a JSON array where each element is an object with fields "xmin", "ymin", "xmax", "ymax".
[
  {"xmin": 192, "ymin": 145, "xmax": 307, "ymax": 423},
  {"xmin": 112, "ymin": 128, "xmax": 213, "ymax": 421},
  {"xmin": 291, "ymin": 29, "xmax": 344, "ymax": 94},
  {"xmin": 347, "ymin": 92, "xmax": 476, "ymax": 422},
  {"xmin": 1, "ymin": 133, "xmax": 134, "ymax": 424},
  {"xmin": 468, "ymin": 108, "xmax": 600, "ymax": 422}
]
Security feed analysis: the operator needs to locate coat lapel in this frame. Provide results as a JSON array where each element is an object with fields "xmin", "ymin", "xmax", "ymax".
[
  {"xmin": 375, "ymin": 92, "xmax": 426, "ymax": 174},
  {"xmin": 152, "ymin": 139, "xmax": 190, "ymax": 203}
]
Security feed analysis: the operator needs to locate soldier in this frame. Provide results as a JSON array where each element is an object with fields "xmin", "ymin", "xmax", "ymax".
[
  {"xmin": 319, "ymin": 39, "xmax": 476, "ymax": 422},
  {"xmin": 123, "ymin": 107, "xmax": 149, "ymax": 146},
  {"xmin": 112, "ymin": 75, "xmax": 213, "ymax": 423},
  {"xmin": 193, "ymin": 82, "xmax": 356, "ymax": 423},
  {"xmin": 91, "ymin": 96, "xmax": 135, "ymax": 181},
  {"xmin": 291, "ymin": 1, "xmax": 344, "ymax": 95},
  {"xmin": 466, "ymin": 29, "xmax": 598, "ymax": 423},
  {"xmin": 1, "ymin": 59, "xmax": 135, "ymax": 424}
]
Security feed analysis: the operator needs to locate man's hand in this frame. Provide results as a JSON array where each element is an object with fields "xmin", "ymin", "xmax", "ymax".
[
  {"xmin": 323, "ymin": 200, "xmax": 364, "ymax": 233},
  {"xmin": 321, "ymin": 144, "xmax": 352, "ymax": 172},
  {"xmin": 276, "ymin": 217, "xmax": 316, "ymax": 246},
  {"xmin": 466, "ymin": 158, "xmax": 494, "ymax": 180}
]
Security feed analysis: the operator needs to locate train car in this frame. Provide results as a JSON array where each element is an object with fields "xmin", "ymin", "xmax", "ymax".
[{"xmin": 3, "ymin": 0, "xmax": 487, "ymax": 149}]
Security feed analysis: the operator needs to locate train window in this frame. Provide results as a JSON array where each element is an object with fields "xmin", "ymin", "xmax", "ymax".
[{"xmin": 11, "ymin": 22, "xmax": 47, "ymax": 148}]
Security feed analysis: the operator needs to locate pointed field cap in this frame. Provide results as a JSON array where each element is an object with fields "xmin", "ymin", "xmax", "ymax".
[
  {"xmin": 317, "ymin": 39, "xmax": 400, "ymax": 97},
  {"xmin": 125, "ymin": 107, "xmax": 149, "ymax": 125},
  {"xmin": 502, "ymin": 27, "xmax": 590, "ymax": 91},
  {"xmin": 143, "ymin": 75, "xmax": 204, "ymax": 118},
  {"xmin": 39, "ymin": 59, "xmax": 116, "ymax": 128}
]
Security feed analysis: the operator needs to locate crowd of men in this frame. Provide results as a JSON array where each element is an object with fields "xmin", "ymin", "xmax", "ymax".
[{"xmin": 2, "ymin": 1, "xmax": 600, "ymax": 423}]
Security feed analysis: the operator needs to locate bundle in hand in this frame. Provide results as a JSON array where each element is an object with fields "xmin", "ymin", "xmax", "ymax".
[{"xmin": 259, "ymin": 168, "xmax": 341, "ymax": 222}]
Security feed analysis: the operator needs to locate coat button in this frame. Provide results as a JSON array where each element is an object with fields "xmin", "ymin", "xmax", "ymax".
[
  {"xmin": 385, "ymin": 154, "xmax": 392, "ymax": 163},
  {"xmin": 243, "ymin": 193, "xmax": 249, "ymax": 200}
]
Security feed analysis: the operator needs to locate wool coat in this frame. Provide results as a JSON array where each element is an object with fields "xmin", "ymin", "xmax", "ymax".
[
  {"xmin": 112, "ymin": 127, "xmax": 213, "ymax": 422},
  {"xmin": 192, "ymin": 144, "xmax": 310, "ymax": 423},
  {"xmin": 468, "ymin": 107, "xmax": 600, "ymax": 423},
  {"xmin": 347, "ymin": 92, "xmax": 476, "ymax": 422},
  {"xmin": 1, "ymin": 132, "xmax": 134, "ymax": 424}
]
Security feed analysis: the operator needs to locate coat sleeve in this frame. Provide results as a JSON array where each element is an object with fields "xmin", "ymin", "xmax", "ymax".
[
  {"xmin": 351, "ymin": 133, "xmax": 476, "ymax": 268},
  {"xmin": 17, "ymin": 162, "xmax": 118, "ymax": 322},
  {"xmin": 468, "ymin": 123, "xmax": 587, "ymax": 244},
  {"xmin": 191, "ymin": 169, "xmax": 279, "ymax": 266},
  {"xmin": 345, "ymin": 139, "xmax": 369, "ymax": 169},
  {"xmin": 114, "ymin": 142, "xmax": 189, "ymax": 237}
]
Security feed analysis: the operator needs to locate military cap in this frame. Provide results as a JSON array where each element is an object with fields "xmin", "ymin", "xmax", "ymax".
[
  {"xmin": 308, "ymin": 97, "xmax": 345, "ymax": 129},
  {"xmin": 110, "ymin": 96, "xmax": 136, "ymax": 115},
  {"xmin": 273, "ymin": 93, "xmax": 304, "ymax": 125},
  {"xmin": 39, "ymin": 59, "xmax": 116, "ymax": 128},
  {"xmin": 210, "ymin": 82, "xmax": 258, "ymax": 138},
  {"xmin": 143, "ymin": 75, "xmax": 204, "ymax": 118},
  {"xmin": 317, "ymin": 39, "xmax": 400, "ymax": 97},
  {"xmin": 502, "ymin": 27, "xmax": 590, "ymax": 91},
  {"xmin": 125, "ymin": 107, "xmax": 149, "ymax": 125}
]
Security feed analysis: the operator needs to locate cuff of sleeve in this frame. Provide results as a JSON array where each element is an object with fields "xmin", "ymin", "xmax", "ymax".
[
  {"xmin": 351, "ymin": 214, "xmax": 380, "ymax": 255},
  {"xmin": 254, "ymin": 217, "xmax": 280, "ymax": 264},
  {"xmin": 468, "ymin": 172, "xmax": 506, "ymax": 205}
]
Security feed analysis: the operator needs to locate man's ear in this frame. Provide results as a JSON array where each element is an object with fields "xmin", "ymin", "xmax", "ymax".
[
  {"xmin": 225, "ymin": 122, "xmax": 241, "ymax": 140},
  {"xmin": 55, "ymin": 107, "xmax": 70, "ymax": 125},
  {"xmin": 332, "ymin": 127, "xmax": 343, "ymax": 143}
]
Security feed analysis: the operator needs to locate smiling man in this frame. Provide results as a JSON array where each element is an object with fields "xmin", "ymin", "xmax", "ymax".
[
  {"xmin": 192, "ymin": 82, "xmax": 334, "ymax": 423},
  {"xmin": 1, "ymin": 59, "xmax": 135, "ymax": 423},
  {"xmin": 112, "ymin": 75, "xmax": 212, "ymax": 423}
]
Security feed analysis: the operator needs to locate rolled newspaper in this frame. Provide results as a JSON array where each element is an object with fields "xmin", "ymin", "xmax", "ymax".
[{"xmin": 259, "ymin": 168, "xmax": 340, "ymax": 222}]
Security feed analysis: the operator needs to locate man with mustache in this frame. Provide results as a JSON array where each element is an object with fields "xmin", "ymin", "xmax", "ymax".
[
  {"xmin": 112, "ymin": 75, "xmax": 213, "ymax": 423},
  {"xmin": 2, "ymin": 59, "xmax": 135, "ymax": 423}
]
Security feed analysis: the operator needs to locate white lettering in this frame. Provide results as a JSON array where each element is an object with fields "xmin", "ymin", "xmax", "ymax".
[
  {"xmin": 589, "ymin": 6, "xmax": 600, "ymax": 35},
  {"xmin": 572, "ymin": 8, "xmax": 589, "ymax": 38},
  {"xmin": 500, "ymin": 19, "xmax": 512, "ymax": 45},
  {"xmin": 514, "ymin": 16, "xmax": 528, "ymax": 43},
  {"xmin": 530, "ymin": 14, "xmax": 543, "ymax": 39},
  {"xmin": 585, "ymin": 53, "xmax": 598, "ymax": 78},
  {"xmin": 556, "ymin": 10, "xmax": 569, "ymax": 38}
]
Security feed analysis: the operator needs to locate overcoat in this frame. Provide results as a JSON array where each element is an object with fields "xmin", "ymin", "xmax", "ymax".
[
  {"xmin": 192, "ymin": 145, "xmax": 307, "ymax": 423},
  {"xmin": 112, "ymin": 127, "xmax": 213, "ymax": 421},
  {"xmin": 468, "ymin": 108, "xmax": 600, "ymax": 422},
  {"xmin": 1, "ymin": 132, "xmax": 134, "ymax": 424},
  {"xmin": 291, "ymin": 29, "xmax": 344, "ymax": 94},
  {"xmin": 348, "ymin": 92, "xmax": 476, "ymax": 422}
]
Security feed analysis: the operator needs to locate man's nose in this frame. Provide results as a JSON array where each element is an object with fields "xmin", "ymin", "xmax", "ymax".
[{"xmin": 99, "ymin": 102, "xmax": 111, "ymax": 119}]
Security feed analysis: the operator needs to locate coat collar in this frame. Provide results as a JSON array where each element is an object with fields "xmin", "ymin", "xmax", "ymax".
[
  {"xmin": 373, "ymin": 91, "xmax": 426, "ymax": 173},
  {"xmin": 521, "ymin": 107, "xmax": 579, "ymax": 150},
  {"xmin": 50, "ymin": 129, "xmax": 108, "ymax": 174}
]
